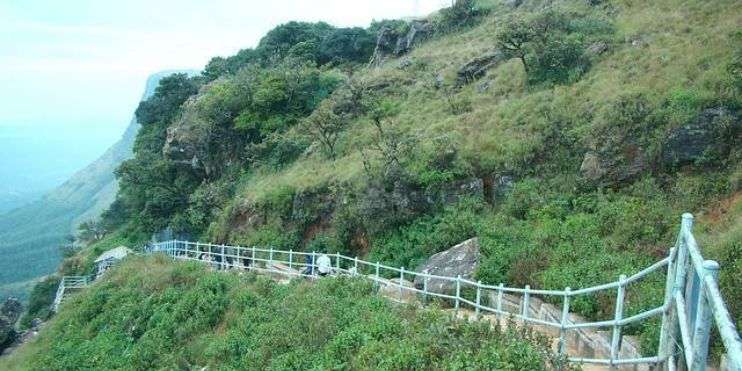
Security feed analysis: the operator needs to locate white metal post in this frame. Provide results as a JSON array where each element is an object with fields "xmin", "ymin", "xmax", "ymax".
[
  {"xmin": 522, "ymin": 285, "xmax": 530, "ymax": 318},
  {"xmin": 611, "ymin": 275, "xmax": 627, "ymax": 364},
  {"xmin": 497, "ymin": 283, "xmax": 504, "ymax": 314},
  {"xmin": 690, "ymin": 260, "xmax": 720, "ymax": 370},
  {"xmin": 455, "ymin": 275, "xmax": 461, "ymax": 316},
  {"xmin": 559, "ymin": 288, "xmax": 571, "ymax": 356},
  {"xmin": 659, "ymin": 247, "xmax": 677, "ymax": 362},
  {"xmin": 475, "ymin": 280, "xmax": 482, "ymax": 319},
  {"xmin": 251, "ymin": 247, "xmax": 256, "ymax": 270},
  {"xmin": 336, "ymin": 252, "xmax": 340, "ymax": 271},
  {"xmin": 312, "ymin": 251, "xmax": 316, "ymax": 276},
  {"xmin": 399, "ymin": 267, "xmax": 405, "ymax": 301},
  {"xmin": 269, "ymin": 248, "xmax": 274, "ymax": 269},
  {"xmin": 375, "ymin": 262, "xmax": 380, "ymax": 283},
  {"xmin": 423, "ymin": 276, "xmax": 428, "ymax": 304},
  {"xmin": 354, "ymin": 257, "xmax": 359, "ymax": 276},
  {"xmin": 288, "ymin": 249, "xmax": 293, "ymax": 270}
]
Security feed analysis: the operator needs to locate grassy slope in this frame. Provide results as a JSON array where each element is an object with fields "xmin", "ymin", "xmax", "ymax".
[
  {"xmin": 0, "ymin": 256, "xmax": 571, "ymax": 370},
  {"xmin": 202, "ymin": 0, "xmax": 739, "ymax": 354}
]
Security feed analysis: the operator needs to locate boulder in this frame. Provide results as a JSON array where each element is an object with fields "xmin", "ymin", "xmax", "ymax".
[
  {"xmin": 456, "ymin": 50, "xmax": 506, "ymax": 87},
  {"xmin": 426, "ymin": 178, "xmax": 484, "ymax": 206},
  {"xmin": 369, "ymin": 21, "xmax": 432, "ymax": 67},
  {"xmin": 586, "ymin": 42, "xmax": 609, "ymax": 57},
  {"xmin": 413, "ymin": 238, "xmax": 480, "ymax": 295},
  {"xmin": 378, "ymin": 278, "xmax": 418, "ymax": 304},
  {"xmin": 393, "ymin": 20, "xmax": 433, "ymax": 55},
  {"xmin": 368, "ymin": 27, "xmax": 399, "ymax": 67},
  {"xmin": 579, "ymin": 145, "xmax": 648, "ymax": 184},
  {"xmin": 662, "ymin": 107, "xmax": 740, "ymax": 167}
]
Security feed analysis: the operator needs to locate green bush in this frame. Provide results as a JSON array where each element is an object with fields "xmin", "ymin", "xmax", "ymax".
[{"xmin": 6, "ymin": 257, "xmax": 574, "ymax": 370}]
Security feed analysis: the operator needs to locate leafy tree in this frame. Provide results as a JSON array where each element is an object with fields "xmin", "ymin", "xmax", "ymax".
[
  {"xmin": 318, "ymin": 27, "xmax": 375, "ymax": 65},
  {"xmin": 202, "ymin": 48, "xmax": 258, "ymax": 82},
  {"xmin": 256, "ymin": 21, "xmax": 334, "ymax": 62},
  {"xmin": 303, "ymin": 100, "xmax": 345, "ymax": 160},
  {"xmin": 496, "ymin": 8, "xmax": 597, "ymax": 84},
  {"xmin": 77, "ymin": 220, "xmax": 105, "ymax": 244}
]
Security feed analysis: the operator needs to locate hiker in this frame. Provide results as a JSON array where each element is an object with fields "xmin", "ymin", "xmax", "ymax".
[
  {"xmin": 316, "ymin": 253, "xmax": 332, "ymax": 277},
  {"xmin": 302, "ymin": 254, "xmax": 314, "ymax": 276}
]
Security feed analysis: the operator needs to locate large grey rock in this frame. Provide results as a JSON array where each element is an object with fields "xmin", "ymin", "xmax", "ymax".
[
  {"xmin": 393, "ymin": 20, "xmax": 433, "ymax": 56},
  {"xmin": 662, "ymin": 107, "xmax": 740, "ymax": 167},
  {"xmin": 413, "ymin": 238, "xmax": 480, "ymax": 294},
  {"xmin": 426, "ymin": 178, "xmax": 484, "ymax": 206},
  {"xmin": 579, "ymin": 145, "xmax": 648, "ymax": 184},
  {"xmin": 456, "ymin": 50, "xmax": 506, "ymax": 87},
  {"xmin": 369, "ymin": 21, "xmax": 432, "ymax": 67}
]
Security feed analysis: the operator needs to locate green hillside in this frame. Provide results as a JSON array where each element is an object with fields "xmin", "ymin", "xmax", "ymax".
[
  {"xmin": 0, "ymin": 71, "xmax": 190, "ymax": 301},
  {"xmin": 1, "ymin": 256, "xmax": 572, "ymax": 370},
  {"xmin": 9, "ymin": 0, "xmax": 740, "ymax": 367}
]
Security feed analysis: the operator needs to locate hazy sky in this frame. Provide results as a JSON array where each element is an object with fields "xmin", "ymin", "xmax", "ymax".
[{"xmin": 0, "ymin": 0, "xmax": 448, "ymax": 201}]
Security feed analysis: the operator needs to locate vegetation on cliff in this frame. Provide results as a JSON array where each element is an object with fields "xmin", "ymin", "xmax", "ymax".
[{"xmin": 27, "ymin": 0, "xmax": 741, "ymax": 361}]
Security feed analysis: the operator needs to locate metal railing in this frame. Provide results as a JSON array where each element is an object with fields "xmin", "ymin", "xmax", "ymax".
[
  {"xmin": 52, "ymin": 275, "xmax": 93, "ymax": 312},
  {"xmin": 148, "ymin": 214, "xmax": 740, "ymax": 370}
]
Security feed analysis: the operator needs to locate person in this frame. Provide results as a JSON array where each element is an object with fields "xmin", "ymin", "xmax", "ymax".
[
  {"xmin": 302, "ymin": 254, "xmax": 314, "ymax": 276},
  {"xmin": 316, "ymin": 253, "xmax": 332, "ymax": 277}
]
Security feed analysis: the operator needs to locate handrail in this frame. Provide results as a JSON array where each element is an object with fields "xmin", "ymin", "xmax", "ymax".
[{"xmin": 148, "ymin": 213, "xmax": 741, "ymax": 370}]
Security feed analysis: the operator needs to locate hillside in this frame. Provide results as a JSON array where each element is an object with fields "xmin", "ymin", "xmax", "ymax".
[
  {"xmin": 0, "ymin": 71, "xmax": 191, "ymax": 301},
  {"xmin": 8, "ymin": 0, "xmax": 741, "ymax": 367},
  {"xmin": 1, "ymin": 256, "xmax": 573, "ymax": 370}
]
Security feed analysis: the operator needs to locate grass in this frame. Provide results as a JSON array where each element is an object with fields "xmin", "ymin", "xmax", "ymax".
[{"xmin": 0, "ymin": 256, "xmax": 574, "ymax": 370}]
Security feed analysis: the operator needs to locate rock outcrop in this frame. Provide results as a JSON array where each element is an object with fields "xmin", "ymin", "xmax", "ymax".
[
  {"xmin": 580, "ymin": 147, "xmax": 648, "ymax": 184},
  {"xmin": 456, "ymin": 50, "xmax": 506, "ymax": 87},
  {"xmin": 662, "ymin": 107, "xmax": 740, "ymax": 167},
  {"xmin": 369, "ymin": 21, "xmax": 432, "ymax": 67},
  {"xmin": 413, "ymin": 238, "xmax": 480, "ymax": 295}
]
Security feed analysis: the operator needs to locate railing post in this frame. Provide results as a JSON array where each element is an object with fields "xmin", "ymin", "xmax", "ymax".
[
  {"xmin": 268, "ymin": 248, "xmax": 274, "ymax": 269},
  {"xmin": 399, "ymin": 267, "xmax": 405, "ymax": 301},
  {"xmin": 423, "ymin": 276, "xmax": 428, "ymax": 304},
  {"xmin": 336, "ymin": 252, "xmax": 340, "ymax": 271},
  {"xmin": 221, "ymin": 244, "xmax": 225, "ymax": 269},
  {"xmin": 496, "ymin": 283, "xmax": 504, "ymax": 314},
  {"xmin": 559, "ymin": 288, "xmax": 571, "ymax": 356},
  {"xmin": 690, "ymin": 260, "xmax": 720, "ymax": 370},
  {"xmin": 375, "ymin": 261, "xmax": 380, "ymax": 284},
  {"xmin": 455, "ymin": 275, "xmax": 461, "ymax": 316},
  {"xmin": 659, "ymin": 247, "xmax": 677, "ymax": 362},
  {"xmin": 522, "ymin": 285, "xmax": 530, "ymax": 319},
  {"xmin": 251, "ymin": 246, "xmax": 256, "ymax": 270},
  {"xmin": 288, "ymin": 249, "xmax": 293, "ymax": 270},
  {"xmin": 475, "ymin": 280, "xmax": 482, "ymax": 320},
  {"xmin": 354, "ymin": 256, "xmax": 359, "ymax": 276},
  {"xmin": 312, "ymin": 251, "xmax": 317, "ymax": 275},
  {"xmin": 611, "ymin": 275, "xmax": 627, "ymax": 365}
]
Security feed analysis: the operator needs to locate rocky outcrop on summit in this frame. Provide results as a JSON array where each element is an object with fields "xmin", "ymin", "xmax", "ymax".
[
  {"xmin": 369, "ymin": 21, "xmax": 432, "ymax": 66},
  {"xmin": 456, "ymin": 50, "xmax": 506, "ymax": 87},
  {"xmin": 413, "ymin": 238, "xmax": 480, "ymax": 295}
]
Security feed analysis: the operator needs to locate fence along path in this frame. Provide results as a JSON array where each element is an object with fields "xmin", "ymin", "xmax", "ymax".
[{"xmin": 147, "ymin": 213, "xmax": 739, "ymax": 370}]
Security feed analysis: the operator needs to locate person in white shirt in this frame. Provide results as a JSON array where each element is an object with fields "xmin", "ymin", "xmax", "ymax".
[{"xmin": 316, "ymin": 253, "xmax": 332, "ymax": 276}]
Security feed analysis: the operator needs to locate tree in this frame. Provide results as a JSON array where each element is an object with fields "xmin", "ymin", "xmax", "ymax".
[
  {"xmin": 318, "ymin": 27, "xmax": 375, "ymax": 65},
  {"xmin": 77, "ymin": 220, "xmax": 106, "ymax": 244},
  {"xmin": 496, "ymin": 8, "xmax": 593, "ymax": 85},
  {"xmin": 303, "ymin": 100, "xmax": 345, "ymax": 160}
]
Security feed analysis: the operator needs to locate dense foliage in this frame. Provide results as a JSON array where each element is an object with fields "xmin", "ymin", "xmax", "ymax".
[
  {"xmin": 0, "ymin": 257, "xmax": 574, "ymax": 370},
  {"xmin": 23, "ymin": 0, "xmax": 741, "ymax": 363}
]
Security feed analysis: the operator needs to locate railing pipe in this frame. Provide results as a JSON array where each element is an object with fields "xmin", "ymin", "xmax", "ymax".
[{"xmin": 690, "ymin": 260, "xmax": 719, "ymax": 370}]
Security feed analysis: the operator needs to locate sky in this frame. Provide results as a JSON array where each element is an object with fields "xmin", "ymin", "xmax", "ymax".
[{"xmin": 0, "ymin": 0, "xmax": 449, "ymax": 207}]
